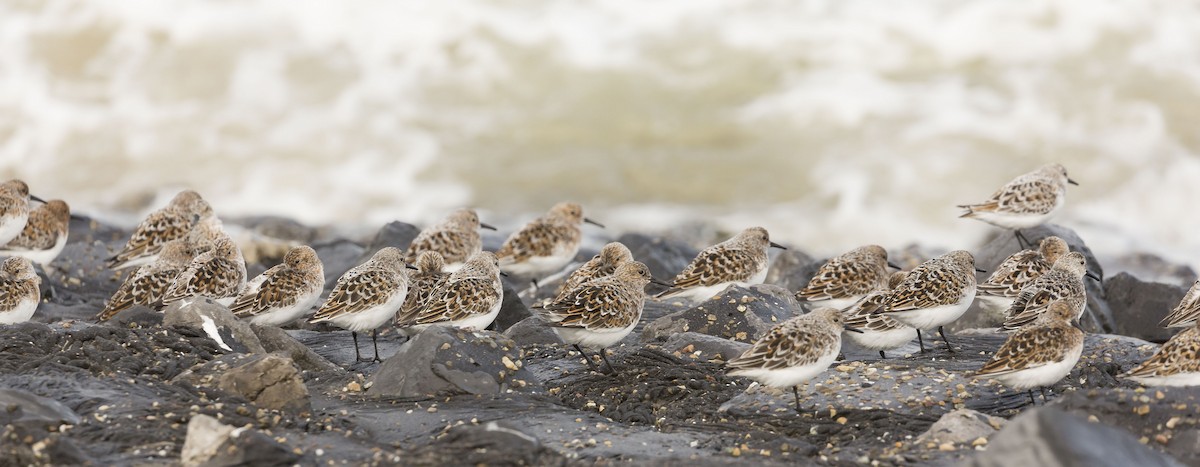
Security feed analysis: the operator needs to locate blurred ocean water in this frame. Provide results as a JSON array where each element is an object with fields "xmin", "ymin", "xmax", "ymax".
[{"xmin": 1, "ymin": 0, "xmax": 1199, "ymax": 266}]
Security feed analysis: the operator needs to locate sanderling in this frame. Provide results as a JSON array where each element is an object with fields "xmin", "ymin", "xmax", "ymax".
[
  {"xmin": 843, "ymin": 270, "xmax": 917, "ymax": 359},
  {"xmin": 496, "ymin": 202, "xmax": 603, "ymax": 278},
  {"xmin": 796, "ymin": 244, "xmax": 895, "ymax": 310},
  {"xmin": 95, "ymin": 239, "xmax": 196, "ymax": 322},
  {"xmin": 0, "ymin": 257, "xmax": 41, "ymax": 325},
  {"xmin": 976, "ymin": 236, "xmax": 1069, "ymax": 314},
  {"xmin": 974, "ymin": 300, "xmax": 1084, "ymax": 404},
  {"xmin": 958, "ymin": 164, "xmax": 1077, "ymax": 247},
  {"xmin": 553, "ymin": 242, "xmax": 633, "ymax": 302},
  {"xmin": 727, "ymin": 307, "xmax": 854, "ymax": 413},
  {"xmin": 0, "ymin": 200, "xmax": 70, "ymax": 266},
  {"xmin": 108, "ymin": 190, "xmax": 215, "ymax": 270},
  {"xmin": 1124, "ymin": 322, "xmax": 1200, "ymax": 387},
  {"xmin": 393, "ymin": 251, "xmax": 451, "ymax": 327},
  {"xmin": 230, "ymin": 245, "xmax": 325, "ymax": 327},
  {"xmin": 878, "ymin": 250, "xmax": 978, "ymax": 352},
  {"xmin": 404, "ymin": 208, "xmax": 496, "ymax": 271},
  {"xmin": 1000, "ymin": 251, "xmax": 1097, "ymax": 331},
  {"xmin": 656, "ymin": 227, "xmax": 785, "ymax": 301},
  {"xmin": 160, "ymin": 237, "xmax": 247, "ymax": 308},
  {"xmin": 0, "ymin": 180, "xmax": 43, "ymax": 246},
  {"xmin": 537, "ymin": 261, "xmax": 664, "ymax": 372},
  {"xmin": 395, "ymin": 251, "xmax": 504, "ymax": 333},
  {"xmin": 1160, "ymin": 280, "xmax": 1200, "ymax": 328},
  {"xmin": 310, "ymin": 247, "xmax": 411, "ymax": 362}
]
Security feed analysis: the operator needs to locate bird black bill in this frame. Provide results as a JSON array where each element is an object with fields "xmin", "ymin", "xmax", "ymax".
[
  {"xmin": 887, "ymin": 261, "xmax": 901, "ymax": 270},
  {"xmin": 499, "ymin": 271, "xmax": 510, "ymax": 277},
  {"xmin": 650, "ymin": 278, "xmax": 673, "ymax": 287},
  {"xmin": 769, "ymin": 241, "xmax": 787, "ymax": 250},
  {"xmin": 975, "ymin": 267, "xmax": 987, "ymax": 273},
  {"xmin": 1086, "ymin": 271, "xmax": 1101, "ymax": 281},
  {"xmin": 843, "ymin": 326, "xmax": 864, "ymax": 334},
  {"xmin": 479, "ymin": 222, "xmax": 497, "ymax": 231},
  {"xmin": 1068, "ymin": 178, "xmax": 1079, "ymax": 186},
  {"xmin": 29, "ymin": 194, "xmax": 46, "ymax": 204},
  {"xmin": 583, "ymin": 218, "xmax": 605, "ymax": 228},
  {"xmin": 405, "ymin": 263, "xmax": 419, "ymax": 270}
]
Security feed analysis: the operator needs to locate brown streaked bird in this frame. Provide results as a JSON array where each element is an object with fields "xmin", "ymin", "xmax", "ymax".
[
  {"xmin": 976, "ymin": 236, "xmax": 1069, "ymax": 314},
  {"xmin": 160, "ymin": 237, "xmax": 247, "ymax": 308},
  {"xmin": 496, "ymin": 202, "xmax": 603, "ymax": 278},
  {"xmin": 309, "ymin": 247, "xmax": 410, "ymax": 362},
  {"xmin": 842, "ymin": 270, "xmax": 916, "ymax": 359},
  {"xmin": 108, "ymin": 190, "xmax": 215, "ymax": 270},
  {"xmin": 974, "ymin": 300, "xmax": 1085, "ymax": 404},
  {"xmin": 0, "ymin": 199, "xmax": 70, "ymax": 266},
  {"xmin": 404, "ymin": 208, "xmax": 496, "ymax": 271},
  {"xmin": 0, "ymin": 180, "xmax": 42, "ymax": 246},
  {"xmin": 1000, "ymin": 251, "xmax": 1096, "ymax": 331},
  {"xmin": 0, "ymin": 257, "xmax": 41, "ymax": 325},
  {"xmin": 1160, "ymin": 279, "xmax": 1200, "ymax": 329},
  {"xmin": 797, "ymin": 244, "xmax": 894, "ymax": 310},
  {"xmin": 393, "ymin": 251, "xmax": 451, "ymax": 327},
  {"xmin": 877, "ymin": 250, "xmax": 978, "ymax": 353},
  {"xmin": 1124, "ymin": 322, "xmax": 1200, "ymax": 387},
  {"xmin": 958, "ymin": 163, "xmax": 1077, "ymax": 248},
  {"xmin": 553, "ymin": 242, "xmax": 633, "ymax": 302},
  {"xmin": 96, "ymin": 239, "xmax": 197, "ymax": 322},
  {"xmin": 395, "ymin": 251, "xmax": 504, "ymax": 334},
  {"xmin": 230, "ymin": 245, "xmax": 325, "ymax": 327},
  {"xmin": 656, "ymin": 227, "xmax": 786, "ymax": 302}
]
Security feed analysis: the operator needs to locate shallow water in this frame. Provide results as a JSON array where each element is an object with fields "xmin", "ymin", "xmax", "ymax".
[{"xmin": 1, "ymin": 0, "xmax": 1199, "ymax": 267}]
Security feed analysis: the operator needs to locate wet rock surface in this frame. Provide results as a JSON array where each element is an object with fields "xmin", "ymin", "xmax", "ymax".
[
  {"xmin": 0, "ymin": 219, "xmax": 1194, "ymax": 465},
  {"xmin": 1105, "ymin": 272, "xmax": 1187, "ymax": 343}
]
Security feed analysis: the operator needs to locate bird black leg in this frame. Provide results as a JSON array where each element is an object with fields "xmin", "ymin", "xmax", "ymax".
[
  {"xmin": 917, "ymin": 329, "xmax": 926, "ymax": 353},
  {"xmin": 1028, "ymin": 390, "xmax": 1037, "ymax": 405},
  {"xmin": 573, "ymin": 344, "xmax": 598, "ymax": 371},
  {"xmin": 371, "ymin": 329, "xmax": 382, "ymax": 362},
  {"xmin": 1014, "ymin": 230, "xmax": 1031, "ymax": 249},
  {"xmin": 598, "ymin": 348, "xmax": 615, "ymax": 374},
  {"xmin": 1039, "ymin": 386, "xmax": 1048, "ymax": 402},
  {"xmin": 938, "ymin": 326, "xmax": 954, "ymax": 353},
  {"xmin": 351, "ymin": 331, "xmax": 362, "ymax": 362},
  {"xmin": 879, "ymin": 350, "xmax": 887, "ymax": 359},
  {"xmin": 793, "ymin": 386, "xmax": 802, "ymax": 414}
]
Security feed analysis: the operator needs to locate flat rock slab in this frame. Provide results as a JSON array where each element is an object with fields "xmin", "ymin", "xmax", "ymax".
[
  {"xmin": 967, "ymin": 407, "xmax": 1184, "ymax": 467},
  {"xmin": 643, "ymin": 285, "xmax": 802, "ymax": 344},
  {"xmin": 369, "ymin": 327, "xmax": 537, "ymax": 397}
]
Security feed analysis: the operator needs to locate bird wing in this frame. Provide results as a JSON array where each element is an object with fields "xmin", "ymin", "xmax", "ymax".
[
  {"xmin": 310, "ymin": 269, "xmax": 403, "ymax": 321},
  {"xmin": 975, "ymin": 324, "xmax": 1080, "ymax": 376},
  {"xmin": 408, "ymin": 277, "xmax": 501, "ymax": 325},
  {"xmin": 108, "ymin": 210, "xmax": 193, "ymax": 267},
  {"xmin": 496, "ymin": 221, "xmax": 577, "ymax": 263}
]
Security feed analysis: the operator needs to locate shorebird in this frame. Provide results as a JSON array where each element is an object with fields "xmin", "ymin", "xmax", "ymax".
[
  {"xmin": 404, "ymin": 208, "xmax": 496, "ymax": 271},
  {"xmin": 1160, "ymin": 279, "xmax": 1200, "ymax": 329},
  {"xmin": 842, "ymin": 270, "xmax": 917, "ymax": 359},
  {"xmin": 309, "ymin": 247, "xmax": 411, "ymax": 362},
  {"xmin": 1124, "ymin": 322, "xmax": 1200, "ymax": 387},
  {"xmin": 0, "ymin": 199, "xmax": 71, "ymax": 266},
  {"xmin": 0, "ymin": 180, "xmax": 44, "ymax": 246},
  {"xmin": 976, "ymin": 236, "xmax": 1069, "ymax": 314},
  {"xmin": 496, "ymin": 202, "xmax": 603, "ymax": 278},
  {"xmin": 656, "ymin": 227, "xmax": 785, "ymax": 301},
  {"xmin": 230, "ymin": 245, "xmax": 325, "ymax": 327},
  {"xmin": 108, "ymin": 190, "xmax": 215, "ymax": 270},
  {"xmin": 160, "ymin": 237, "xmax": 247, "ymax": 308},
  {"xmin": 553, "ymin": 242, "xmax": 633, "ymax": 302},
  {"xmin": 95, "ymin": 239, "xmax": 196, "ymax": 322},
  {"xmin": 1000, "ymin": 251, "xmax": 1097, "ymax": 331},
  {"xmin": 877, "ymin": 250, "xmax": 978, "ymax": 353},
  {"xmin": 974, "ymin": 300, "xmax": 1084, "ymax": 404},
  {"xmin": 394, "ymin": 251, "xmax": 451, "ymax": 327},
  {"xmin": 395, "ymin": 251, "xmax": 504, "ymax": 334},
  {"xmin": 796, "ymin": 244, "xmax": 895, "ymax": 310},
  {"xmin": 0, "ymin": 257, "xmax": 41, "ymax": 325},
  {"xmin": 958, "ymin": 163, "xmax": 1078, "ymax": 248}
]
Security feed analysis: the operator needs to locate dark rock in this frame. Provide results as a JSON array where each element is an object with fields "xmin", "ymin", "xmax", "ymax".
[
  {"xmin": 311, "ymin": 239, "xmax": 365, "ymax": 294},
  {"xmin": 1104, "ymin": 272, "xmax": 1187, "ymax": 343},
  {"xmin": 35, "ymin": 241, "xmax": 122, "ymax": 316},
  {"xmin": 642, "ymin": 284, "xmax": 800, "ymax": 344},
  {"xmin": 503, "ymin": 316, "xmax": 563, "ymax": 348},
  {"xmin": 251, "ymin": 325, "xmax": 342, "ymax": 374},
  {"xmin": 0, "ymin": 388, "xmax": 81, "ymax": 429},
  {"xmin": 661, "ymin": 332, "xmax": 750, "ymax": 362},
  {"xmin": 617, "ymin": 233, "xmax": 698, "ymax": 294},
  {"xmin": 1052, "ymin": 386, "xmax": 1200, "ymax": 465},
  {"xmin": 227, "ymin": 215, "xmax": 319, "ymax": 243},
  {"xmin": 358, "ymin": 221, "xmax": 420, "ymax": 263},
  {"xmin": 956, "ymin": 223, "xmax": 1111, "ymax": 333},
  {"xmin": 966, "ymin": 407, "xmax": 1182, "ymax": 467},
  {"xmin": 407, "ymin": 421, "xmax": 567, "ymax": 466},
  {"xmin": 764, "ymin": 249, "xmax": 818, "ymax": 293},
  {"xmin": 173, "ymin": 354, "xmax": 311, "ymax": 414},
  {"xmin": 0, "ymin": 425, "xmax": 93, "ymax": 466},
  {"xmin": 917, "ymin": 409, "xmax": 1005, "ymax": 445},
  {"xmin": 369, "ymin": 327, "xmax": 536, "ymax": 397},
  {"xmin": 67, "ymin": 215, "xmax": 128, "ymax": 247},
  {"xmin": 163, "ymin": 299, "xmax": 265, "ymax": 354},
  {"xmin": 106, "ymin": 304, "xmax": 165, "ymax": 328},
  {"xmin": 489, "ymin": 283, "xmax": 530, "ymax": 333},
  {"xmin": 181, "ymin": 414, "xmax": 300, "ymax": 467},
  {"xmin": 1109, "ymin": 252, "xmax": 1197, "ymax": 288}
]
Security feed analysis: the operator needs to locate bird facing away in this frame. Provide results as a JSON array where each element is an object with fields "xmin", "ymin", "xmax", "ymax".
[
  {"xmin": 537, "ymin": 260, "xmax": 661, "ymax": 373},
  {"xmin": 727, "ymin": 307, "xmax": 850, "ymax": 413},
  {"xmin": 394, "ymin": 251, "xmax": 451, "ymax": 327},
  {"xmin": 95, "ymin": 239, "xmax": 196, "ymax": 322},
  {"xmin": 404, "ymin": 208, "xmax": 496, "ymax": 271},
  {"xmin": 0, "ymin": 199, "xmax": 71, "ymax": 266},
  {"xmin": 0, "ymin": 180, "xmax": 40, "ymax": 246},
  {"xmin": 230, "ymin": 245, "xmax": 325, "ymax": 327},
  {"xmin": 656, "ymin": 226, "xmax": 786, "ymax": 301},
  {"xmin": 1124, "ymin": 322, "xmax": 1200, "ymax": 387},
  {"xmin": 0, "ymin": 257, "xmax": 41, "ymax": 325},
  {"xmin": 1000, "ymin": 251, "xmax": 1096, "ymax": 332},
  {"xmin": 160, "ymin": 237, "xmax": 247, "ymax": 308},
  {"xmin": 395, "ymin": 251, "xmax": 504, "ymax": 334},
  {"xmin": 974, "ymin": 300, "xmax": 1084, "ymax": 404},
  {"xmin": 1160, "ymin": 279, "xmax": 1200, "ymax": 329},
  {"xmin": 496, "ymin": 202, "xmax": 603, "ymax": 278},
  {"xmin": 797, "ymin": 244, "xmax": 893, "ymax": 310},
  {"xmin": 976, "ymin": 236, "xmax": 1069, "ymax": 314},
  {"xmin": 958, "ymin": 163, "xmax": 1078, "ymax": 247},
  {"xmin": 843, "ymin": 270, "xmax": 917, "ymax": 359},
  {"xmin": 554, "ymin": 242, "xmax": 634, "ymax": 302},
  {"xmin": 108, "ymin": 190, "xmax": 215, "ymax": 270},
  {"xmin": 309, "ymin": 247, "xmax": 411, "ymax": 362},
  {"xmin": 878, "ymin": 250, "xmax": 978, "ymax": 353}
]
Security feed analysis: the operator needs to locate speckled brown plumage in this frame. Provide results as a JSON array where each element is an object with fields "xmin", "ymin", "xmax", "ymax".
[{"xmin": 96, "ymin": 239, "xmax": 196, "ymax": 322}]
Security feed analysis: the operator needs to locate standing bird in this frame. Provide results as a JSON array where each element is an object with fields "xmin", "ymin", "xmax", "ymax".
[
  {"xmin": 878, "ymin": 250, "xmax": 979, "ymax": 353},
  {"xmin": 537, "ymin": 261, "xmax": 663, "ymax": 373},
  {"xmin": 656, "ymin": 227, "xmax": 786, "ymax": 301},
  {"xmin": 404, "ymin": 208, "xmax": 496, "ymax": 271},
  {"xmin": 394, "ymin": 251, "xmax": 451, "ymax": 327},
  {"xmin": 1160, "ymin": 280, "xmax": 1200, "ymax": 328},
  {"xmin": 95, "ymin": 239, "xmax": 196, "ymax": 322},
  {"xmin": 0, "ymin": 257, "xmax": 41, "ymax": 325},
  {"xmin": 309, "ymin": 247, "xmax": 411, "ymax": 362},
  {"xmin": 1000, "ymin": 252, "xmax": 1097, "ymax": 331},
  {"xmin": 976, "ymin": 236, "xmax": 1069, "ymax": 314},
  {"xmin": 496, "ymin": 202, "xmax": 603, "ymax": 278},
  {"xmin": 0, "ymin": 180, "xmax": 43, "ymax": 246},
  {"xmin": 973, "ymin": 300, "xmax": 1085, "ymax": 404},
  {"xmin": 160, "ymin": 237, "xmax": 247, "ymax": 308},
  {"xmin": 395, "ymin": 251, "xmax": 504, "ymax": 334},
  {"xmin": 553, "ymin": 242, "xmax": 633, "ymax": 302},
  {"xmin": 1124, "ymin": 322, "xmax": 1200, "ymax": 387},
  {"xmin": 727, "ymin": 307, "xmax": 854, "ymax": 413},
  {"xmin": 108, "ymin": 190, "xmax": 215, "ymax": 270},
  {"xmin": 0, "ymin": 200, "xmax": 71, "ymax": 266},
  {"xmin": 958, "ymin": 163, "xmax": 1078, "ymax": 248},
  {"xmin": 230, "ymin": 245, "xmax": 325, "ymax": 327},
  {"xmin": 796, "ymin": 245, "xmax": 894, "ymax": 310},
  {"xmin": 843, "ymin": 271, "xmax": 917, "ymax": 359}
]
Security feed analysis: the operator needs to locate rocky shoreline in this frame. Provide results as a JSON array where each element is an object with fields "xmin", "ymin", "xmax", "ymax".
[{"xmin": 1, "ymin": 216, "xmax": 1197, "ymax": 466}]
